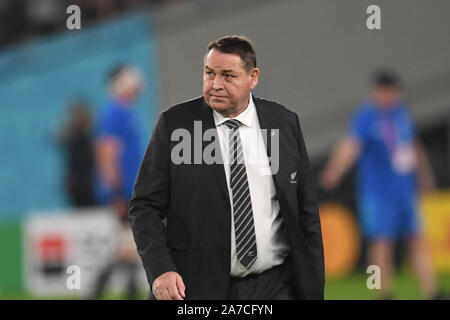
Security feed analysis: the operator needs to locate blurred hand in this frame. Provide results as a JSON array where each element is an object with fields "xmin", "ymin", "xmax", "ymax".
[
  {"xmin": 319, "ymin": 166, "xmax": 341, "ymax": 190},
  {"xmin": 152, "ymin": 271, "xmax": 186, "ymax": 300},
  {"xmin": 419, "ymin": 175, "xmax": 437, "ymax": 195},
  {"xmin": 319, "ymin": 137, "xmax": 361, "ymax": 190},
  {"xmin": 117, "ymin": 225, "xmax": 139, "ymax": 262},
  {"xmin": 112, "ymin": 197, "xmax": 129, "ymax": 221}
]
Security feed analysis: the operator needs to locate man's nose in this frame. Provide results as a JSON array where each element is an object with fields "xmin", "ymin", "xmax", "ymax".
[{"xmin": 212, "ymin": 76, "xmax": 224, "ymax": 90}]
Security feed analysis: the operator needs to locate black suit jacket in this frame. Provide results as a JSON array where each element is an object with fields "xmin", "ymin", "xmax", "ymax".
[{"xmin": 129, "ymin": 95, "xmax": 325, "ymax": 299}]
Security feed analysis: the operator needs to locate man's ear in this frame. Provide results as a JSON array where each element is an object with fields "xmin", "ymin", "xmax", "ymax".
[{"xmin": 249, "ymin": 68, "xmax": 259, "ymax": 90}]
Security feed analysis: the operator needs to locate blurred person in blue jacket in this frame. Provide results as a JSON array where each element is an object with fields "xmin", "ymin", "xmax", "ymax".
[
  {"xmin": 90, "ymin": 64, "xmax": 145, "ymax": 299},
  {"xmin": 320, "ymin": 70, "xmax": 445, "ymax": 300}
]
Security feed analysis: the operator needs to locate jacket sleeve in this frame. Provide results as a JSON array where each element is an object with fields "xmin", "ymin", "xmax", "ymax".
[
  {"xmin": 129, "ymin": 111, "xmax": 177, "ymax": 289},
  {"xmin": 294, "ymin": 112, "xmax": 325, "ymax": 299}
]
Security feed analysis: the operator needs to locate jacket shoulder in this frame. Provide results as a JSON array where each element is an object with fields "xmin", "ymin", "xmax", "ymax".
[
  {"xmin": 160, "ymin": 96, "xmax": 204, "ymax": 117},
  {"xmin": 254, "ymin": 96, "xmax": 298, "ymax": 119}
]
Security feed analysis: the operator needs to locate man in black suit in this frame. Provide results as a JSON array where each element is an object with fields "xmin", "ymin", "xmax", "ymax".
[{"xmin": 129, "ymin": 35, "xmax": 324, "ymax": 300}]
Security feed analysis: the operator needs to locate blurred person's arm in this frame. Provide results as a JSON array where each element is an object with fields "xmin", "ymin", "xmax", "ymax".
[
  {"xmin": 319, "ymin": 136, "xmax": 362, "ymax": 189},
  {"xmin": 95, "ymin": 136, "xmax": 123, "ymax": 194},
  {"xmin": 96, "ymin": 136, "xmax": 131, "ymax": 220},
  {"xmin": 414, "ymin": 139, "xmax": 436, "ymax": 194}
]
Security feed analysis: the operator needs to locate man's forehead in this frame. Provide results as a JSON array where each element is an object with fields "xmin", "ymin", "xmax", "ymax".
[
  {"xmin": 204, "ymin": 50, "xmax": 243, "ymax": 71},
  {"xmin": 205, "ymin": 65, "xmax": 236, "ymax": 73}
]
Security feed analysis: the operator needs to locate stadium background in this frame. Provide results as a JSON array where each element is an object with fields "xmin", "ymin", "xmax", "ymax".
[{"xmin": 0, "ymin": 0, "xmax": 449, "ymax": 299}]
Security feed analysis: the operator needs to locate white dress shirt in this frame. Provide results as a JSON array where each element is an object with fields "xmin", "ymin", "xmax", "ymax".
[{"xmin": 212, "ymin": 95, "xmax": 290, "ymax": 277}]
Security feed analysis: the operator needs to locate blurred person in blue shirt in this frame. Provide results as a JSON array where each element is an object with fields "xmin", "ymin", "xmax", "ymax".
[
  {"xmin": 95, "ymin": 65, "xmax": 144, "ymax": 209},
  {"xmin": 91, "ymin": 64, "xmax": 145, "ymax": 299},
  {"xmin": 320, "ymin": 71, "xmax": 444, "ymax": 299}
]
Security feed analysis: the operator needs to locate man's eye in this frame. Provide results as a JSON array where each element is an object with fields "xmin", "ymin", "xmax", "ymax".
[{"xmin": 225, "ymin": 74, "xmax": 234, "ymax": 79}]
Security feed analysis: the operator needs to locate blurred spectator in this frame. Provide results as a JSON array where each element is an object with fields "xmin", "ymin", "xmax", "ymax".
[
  {"xmin": 0, "ymin": 0, "xmax": 28, "ymax": 47},
  {"xmin": 58, "ymin": 100, "xmax": 96, "ymax": 208},
  {"xmin": 90, "ymin": 64, "xmax": 145, "ymax": 299},
  {"xmin": 319, "ymin": 70, "xmax": 446, "ymax": 299},
  {"xmin": 0, "ymin": 0, "xmax": 175, "ymax": 48},
  {"xmin": 26, "ymin": 0, "xmax": 66, "ymax": 37}
]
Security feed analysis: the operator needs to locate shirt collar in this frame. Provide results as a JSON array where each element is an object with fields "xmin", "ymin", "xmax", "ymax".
[{"xmin": 212, "ymin": 94, "xmax": 255, "ymax": 128}]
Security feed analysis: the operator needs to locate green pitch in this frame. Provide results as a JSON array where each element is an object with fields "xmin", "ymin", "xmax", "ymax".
[
  {"xmin": 325, "ymin": 271, "xmax": 450, "ymax": 300},
  {"xmin": 2, "ymin": 272, "xmax": 449, "ymax": 300}
]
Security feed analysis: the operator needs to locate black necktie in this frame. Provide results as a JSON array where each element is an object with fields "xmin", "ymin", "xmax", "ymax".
[{"xmin": 224, "ymin": 119, "xmax": 257, "ymax": 269}]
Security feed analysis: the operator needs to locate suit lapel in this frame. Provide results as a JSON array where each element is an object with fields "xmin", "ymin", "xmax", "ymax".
[
  {"xmin": 254, "ymin": 95, "xmax": 301, "ymax": 224},
  {"xmin": 193, "ymin": 99, "xmax": 231, "ymax": 204},
  {"xmin": 253, "ymin": 94, "xmax": 280, "ymax": 182}
]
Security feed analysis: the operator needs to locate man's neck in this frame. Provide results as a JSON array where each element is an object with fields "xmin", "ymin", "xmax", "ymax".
[{"xmin": 218, "ymin": 96, "xmax": 251, "ymax": 119}]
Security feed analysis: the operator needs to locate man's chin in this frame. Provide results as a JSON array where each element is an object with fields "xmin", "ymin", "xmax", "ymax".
[{"xmin": 208, "ymin": 100, "xmax": 231, "ymax": 113}]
